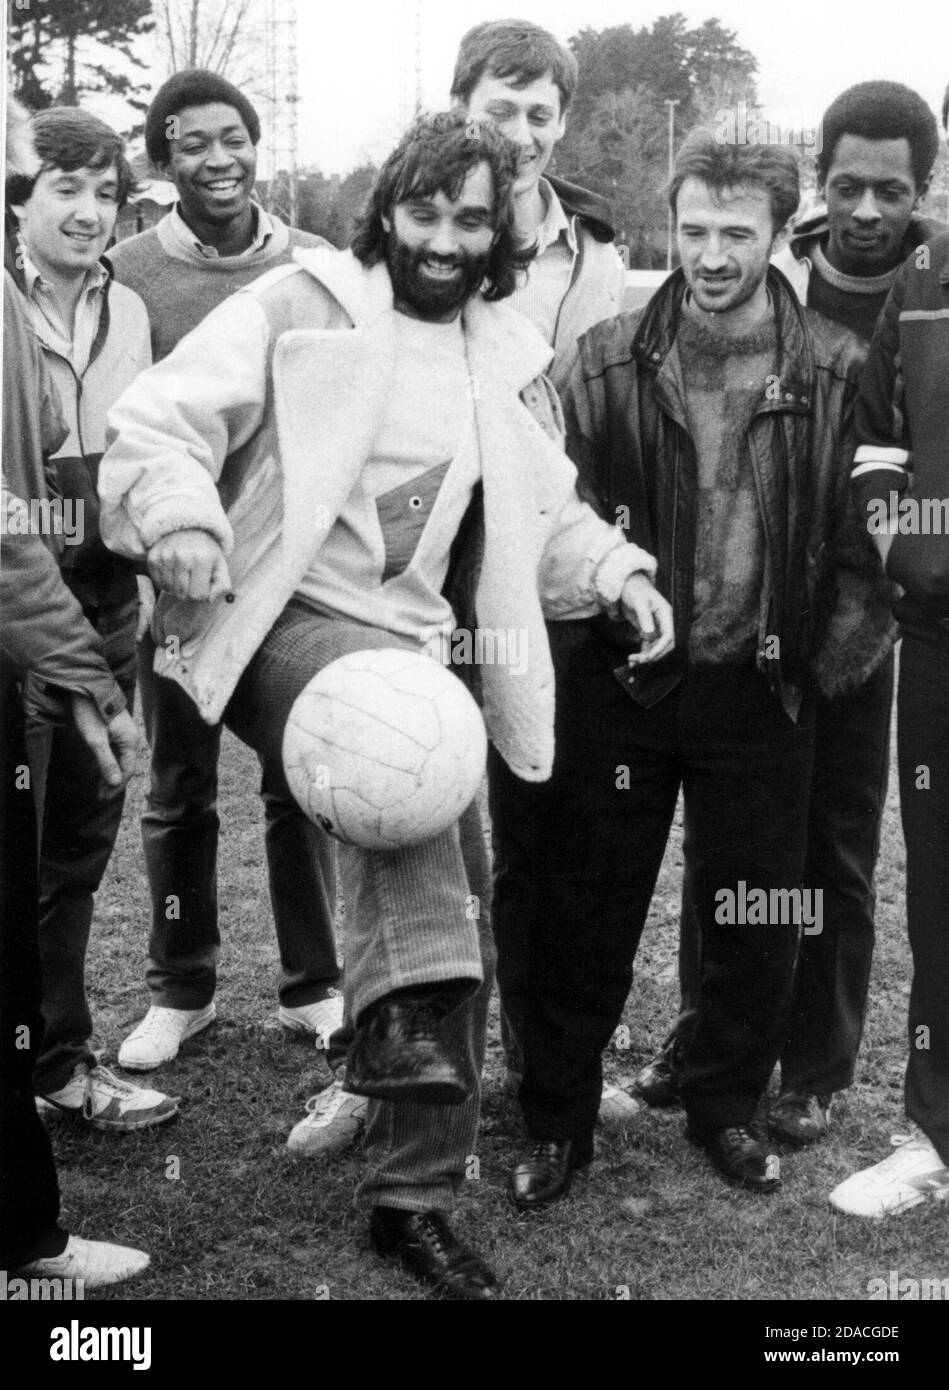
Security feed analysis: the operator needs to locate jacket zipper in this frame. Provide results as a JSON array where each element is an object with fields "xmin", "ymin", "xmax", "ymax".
[{"xmin": 551, "ymin": 215, "xmax": 582, "ymax": 353}]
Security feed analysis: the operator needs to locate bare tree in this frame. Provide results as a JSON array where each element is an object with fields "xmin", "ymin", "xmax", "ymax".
[{"xmin": 156, "ymin": 0, "xmax": 263, "ymax": 88}]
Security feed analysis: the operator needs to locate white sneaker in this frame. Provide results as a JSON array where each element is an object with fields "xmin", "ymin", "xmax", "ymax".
[
  {"xmin": 279, "ymin": 990, "xmax": 344, "ymax": 1049},
  {"xmin": 17, "ymin": 1234, "xmax": 149, "ymax": 1289},
  {"xmin": 286, "ymin": 1074, "xmax": 368, "ymax": 1157},
  {"xmin": 39, "ymin": 1064, "xmax": 180, "ymax": 1131},
  {"xmin": 829, "ymin": 1131, "xmax": 949, "ymax": 1218},
  {"xmin": 118, "ymin": 1003, "xmax": 215, "ymax": 1071},
  {"xmin": 599, "ymin": 1084, "xmax": 641, "ymax": 1127}
]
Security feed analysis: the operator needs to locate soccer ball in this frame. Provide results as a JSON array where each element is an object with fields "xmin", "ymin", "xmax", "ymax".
[{"xmin": 281, "ymin": 647, "xmax": 487, "ymax": 850}]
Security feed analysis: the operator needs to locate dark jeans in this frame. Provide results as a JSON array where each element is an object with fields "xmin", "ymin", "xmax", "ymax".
[
  {"xmin": 138, "ymin": 630, "xmax": 340, "ymax": 1010},
  {"xmin": 672, "ymin": 656, "xmax": 894, "ymax": 1095},
  {"xmin": 490, "ymin": 621, "xmax": 815, "ymax": 1141},
  {"xmin": 897, "ymin": 623, "xmax": 949, "ymax": 1164},
  {"xmin": 29, "ymin": 598, "xmax": 138, "ymax": 1094},
  {"xmin": 0, "ymin": 675, "xmax": 67, "ymax": 1267}
]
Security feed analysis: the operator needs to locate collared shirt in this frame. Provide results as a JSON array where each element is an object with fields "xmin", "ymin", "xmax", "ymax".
[
  {"xmin": 165, "ymin": 201, "xmax": 275, "ymax": 259},
  {"xmin": 20, "ymin": 242, "xmax": 109, "ymax": 375},
  {"xmin": 507, "ymin": 178, "xmax": 578, "ymax": 346}
]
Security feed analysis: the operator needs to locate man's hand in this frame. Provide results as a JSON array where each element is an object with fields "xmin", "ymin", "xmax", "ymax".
[
  {"xmin": 619, "ymin": 572, "xmax": 675, "ymax": 664},
  {"xmin": 71, "ymin": 696, "xmax": 139, "ymax": 791},
  {"xmin": 146, "ymin": 529, "xmax": 232, "ymax": 602}
]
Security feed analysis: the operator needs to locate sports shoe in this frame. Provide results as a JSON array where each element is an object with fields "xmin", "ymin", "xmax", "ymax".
[
  {"xmin": 16, "ymin": 1235, "xmax": 149, "ymax": 1289},
  {"xmin": 286, "ymin": 1073, "xmax": 368, "ymax": 1157},
  {"xmin": 278, "ymin": 990, "xmax": 344, "ymax": 1049},
  {"xmin": 39, "ymin": 1064, "xmax": 179, "ymax": 1131},
  {"xmin": 118, "ymin": 1003, "xmax": 215, "ymax": 1071},
  {"xmin": 829, "ymin": 1131, "xmax": 949, "ymax": 1218},
  {"xmin": 599, "ymin": 1084, "xmax": 641, "ymax": 1127}
]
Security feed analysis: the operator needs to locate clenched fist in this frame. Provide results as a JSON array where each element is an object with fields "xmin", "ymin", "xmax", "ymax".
[{"xmin": 147, "ymin": 529, "xmax": 232, "ymax": 602}]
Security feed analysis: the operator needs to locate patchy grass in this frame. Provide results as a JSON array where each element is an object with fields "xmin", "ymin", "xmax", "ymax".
[{"xmin": 48, "ymin": 712, "xmax": 946, "ymax": 1303}]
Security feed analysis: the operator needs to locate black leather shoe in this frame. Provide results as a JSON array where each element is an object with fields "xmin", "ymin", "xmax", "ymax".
[
  {"xmin": 634, "ymin": 1051, "xmax": 683, "ymax": 1107},
  {"xmin": 344, "ymin": 998, "xmax": 469, "ymax": 1105},
  {"xmin": 767, "ymin": 1089, "xmax": 831, "ymax": 1147},
  {"xmin": 509, "ymin": 1137, "xmax": 595, "ymax": 1211},
  {"xmin": 369, "ymin": 1208, "xmax": 500, "ymax": 1300},
  {"xmin": 687, "ymin": 1123, "xmax": 782, "ymax": 1192}
]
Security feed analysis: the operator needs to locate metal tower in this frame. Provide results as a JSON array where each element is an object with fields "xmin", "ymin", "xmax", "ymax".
[{"xmin": 264, "ymin": 0, "xmax": 299, "ymax": 226}]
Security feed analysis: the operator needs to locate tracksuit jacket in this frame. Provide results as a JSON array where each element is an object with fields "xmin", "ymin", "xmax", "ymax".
[{"xmin": 852, "ymin": 229, "xmax": 949, "ymax": 613}]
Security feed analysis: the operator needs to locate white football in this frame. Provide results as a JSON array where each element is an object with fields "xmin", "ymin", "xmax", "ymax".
[{"xmin": 281, "ymin": 647, "xmax": 487, "ymax": 850}]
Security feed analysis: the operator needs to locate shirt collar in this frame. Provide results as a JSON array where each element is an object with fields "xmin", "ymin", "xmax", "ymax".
[
  {"xmin": 20, "ymin": 240, "xmax": 109, "ymax": 298},
  {"xmin": 533, "ymin": 179, "xmax": 577, "ymax": 257},
  {"xmin": 168, "ymin": 201, "xmax": 274, "ymax": 258}
]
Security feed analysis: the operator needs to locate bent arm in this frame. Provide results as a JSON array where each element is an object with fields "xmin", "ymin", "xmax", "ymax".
[{"xmin": 99, "ymin": 290, "xmax": 273, "ymax": 562}]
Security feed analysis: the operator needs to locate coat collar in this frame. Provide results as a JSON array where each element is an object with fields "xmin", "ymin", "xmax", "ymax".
[
  {"xmin": 290, "ymin": 245, "xmax": 553, "ymax": 394},
  {"xmin": 632, "ymin": 264, "xmax": 814, "ymax": 407}
]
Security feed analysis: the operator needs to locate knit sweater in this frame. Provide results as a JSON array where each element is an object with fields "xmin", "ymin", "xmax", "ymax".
[
  {"xmin": 107, "ymin": 209, "xmax": 327, "ymax": 361},
  {"xmin": 806, "ymin": 244, "xmax": 902, "ymax": 343},
  {"xmin": 676, "ymin": 305, "xmax": 777, "ymax": 666}
]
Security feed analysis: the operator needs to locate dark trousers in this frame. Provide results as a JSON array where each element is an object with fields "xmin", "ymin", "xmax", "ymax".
[
  {"xmin": 138, "ymin": 630, "xmax": 340, "ymax": 1010},
  {"xmin": 30, "ymin": 598, "xmax": 138, "ymax": 1094},
  {"xmin": 672, "ymin": 657, "xmax": 893, "ymax": 1095},
  {"xmin": 897, "ymin": 624, "xmax": 949, "ymax": 1164},
  {"xmin": 0, "ymin": 675, "xmax": 66, "ymax": 1267},
  {"xmin": 490, "ymin": 621, "xmax": 815, "ymax": 1141}
]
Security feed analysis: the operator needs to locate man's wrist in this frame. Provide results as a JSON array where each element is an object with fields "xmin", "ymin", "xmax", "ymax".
[{"xmin": 593, "ymin": 541, "xmax": 658, "ymax": 609}]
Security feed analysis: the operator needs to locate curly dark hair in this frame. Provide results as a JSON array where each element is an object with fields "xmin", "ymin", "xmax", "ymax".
[
  {"xmin": 350, "ymin": 109, "xmax": 531, "ymax": 302},
  {"xmin": 145, "ymin": 68, "xmax": 260, "ymax": 170},
  {"xmin": 816, "ymin": 81, "xmax": 939, "ymax": 188}
]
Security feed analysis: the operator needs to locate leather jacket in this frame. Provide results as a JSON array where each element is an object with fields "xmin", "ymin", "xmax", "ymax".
[{"xmin": 561, "ymin": 264, "xmax": 871, "ymax": 721}]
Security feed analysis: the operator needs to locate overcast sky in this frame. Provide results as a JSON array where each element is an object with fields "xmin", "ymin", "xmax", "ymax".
[{"xmin": 293, "ymin": 0, "xmax": 948, "ymax": 174}]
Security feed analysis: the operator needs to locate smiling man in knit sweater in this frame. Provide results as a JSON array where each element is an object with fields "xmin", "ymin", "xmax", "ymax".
[{"xmin": 107, "ymin": 71, "xmax": 344, "ymax": 1080}]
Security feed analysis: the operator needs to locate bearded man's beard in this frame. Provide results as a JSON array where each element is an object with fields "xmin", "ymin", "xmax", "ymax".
[{"xmin": 385, "ymin": 236, "xmax": 491, "ymax": 317}]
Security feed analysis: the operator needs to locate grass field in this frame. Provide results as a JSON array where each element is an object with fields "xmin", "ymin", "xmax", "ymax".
[{"xmin": 45, "ymin": 710, "xmax": 949, "ymax": 1303}]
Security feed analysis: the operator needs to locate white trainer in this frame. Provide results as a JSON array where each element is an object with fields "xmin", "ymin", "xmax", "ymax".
[
  {"xmin": 599, "ymin": 1084, "xmax": 641, "ymax": 1127},
  {"xmin": 39, "ymin": 1063, "xmax": 179, "ymax": 1131},
  {"xmin": 279, "ymin": 990, "xmax": 344, "ymax": 1049},
  {"xmin": 829, "ymin": 1131, "xmax": 949, "ymax": 1218},
  {"xmin": 17, "ymin": 1234, "xmax": 149, "ymax": 1288},
  {"xmin": 286, "ymin": 1074, "xmax": 368, "ymax": 1158},
  {"xmin": 118, "ymin": 1003, "xmax": 215, "ymax": 1071}
]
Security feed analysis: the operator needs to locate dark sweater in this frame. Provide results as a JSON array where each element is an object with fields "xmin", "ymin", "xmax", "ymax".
[
  {"xmin": 107, "ymin": 211, "xmax": 327, "ymax": 360},
  {"xmin": 676, "ymin": 305, "xmax": 777, "ymax": 666}
]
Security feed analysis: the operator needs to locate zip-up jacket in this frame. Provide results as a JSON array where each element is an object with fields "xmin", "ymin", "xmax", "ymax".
[
  {"xmin": 852, "ymin": 231, "xmax": 949, "ymax": 611},
  {"xmin": 8, "ymin": 254, "xmax": 151, "ymax": 609},
  {"xmin": 1, "ymin": 274, "xmax": 126, "ymax": 722},
  {"xmin": 561, "ymin": 264, "xmax": 884, "ymax": 718},
  {"xmin": 99, "ymin": 247, "xmax": 658, "ymax": 781},
  {"xmin": 544, "ymin": 174, "xmax": 626, "ymax": 395}
]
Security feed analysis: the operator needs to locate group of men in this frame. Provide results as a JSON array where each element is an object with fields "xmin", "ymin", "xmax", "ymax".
[{"xmin": 2, "ymin": 17, "xmax": 948, "ymax": 1301}]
